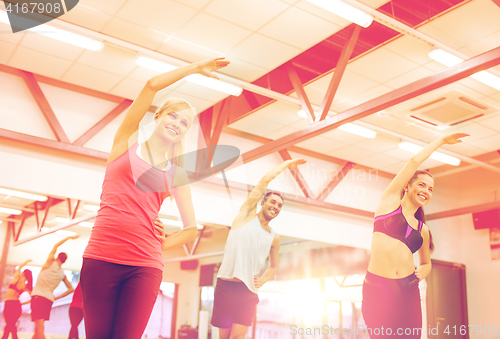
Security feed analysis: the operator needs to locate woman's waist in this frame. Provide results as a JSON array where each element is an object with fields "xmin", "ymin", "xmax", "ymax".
[
  {"xmin": 85, "ymin": 229, "xmax": 162, "ymax": 262},
  {"xmin": 5, "ymin": 290, "xmax": 22, "ymax": 301},
  {"xmin": 95, "ymin": 204, "xmax": 158, "ymax": 223},
  {"xmin": 218, "ymin": 277, "xmax": 243, "ymax": 282},
  {"xmin": 367, "ymin": 244, "xmax": 416, "ymax": 279},
  {"xmin": 86, "ymin": 232, "xmax": 161, "ymax": 252},
  {"xmin": 364, "ymin": 271, "xmax": 419, "ymax": 291}
]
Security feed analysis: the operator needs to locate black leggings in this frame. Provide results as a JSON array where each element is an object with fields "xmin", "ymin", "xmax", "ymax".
[
  {"xmin": 362, "ymin": 272, "xmax": 422, "ymax": 338},
  {"xmin": 68, "ymin": 307, "xmax": 83, "ymax": 339},
  {"xmin": 1, "ymin": 300, "xmax": 22, "ymax": 339},
  {"xmin": 80, "ymin": 258, "xmax": 162, "ymax": 339}
]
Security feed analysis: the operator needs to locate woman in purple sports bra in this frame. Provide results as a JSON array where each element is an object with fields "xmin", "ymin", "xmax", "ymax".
[
  {"xmin": 362, "ymin": 133, "xmax": 468, "ymax": 338},
  {"xmin": 1, "ymin": 260, "xmax": 32, "ymax": 339}
]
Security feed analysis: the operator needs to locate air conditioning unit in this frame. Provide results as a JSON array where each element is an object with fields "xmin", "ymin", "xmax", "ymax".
[{"xmin": 401, "ymin": 91, "xmax": 496, "ymax": 129}]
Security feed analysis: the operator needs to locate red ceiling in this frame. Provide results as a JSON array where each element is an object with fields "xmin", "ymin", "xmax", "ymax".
[{"xmin": 200, "ymin": 0, "xmax": 468, "ymax": 127}]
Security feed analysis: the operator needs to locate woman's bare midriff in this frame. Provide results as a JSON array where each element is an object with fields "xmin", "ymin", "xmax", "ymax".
[
  {"xmin": 5, "ymin": 288, "xmax": 20, "ymax": 301},
  {"xmin": 367, "ymin": 232, "xmax": 416, "ymax": 278}
]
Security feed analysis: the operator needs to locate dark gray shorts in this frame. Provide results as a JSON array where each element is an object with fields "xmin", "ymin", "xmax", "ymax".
[
  {"xmin": 211, "ymin": 278, "xmax": 259, "ymax": 328},
  {"xmin": 31, "ymin": 296, "xmax": 53, "ymax": 321}
]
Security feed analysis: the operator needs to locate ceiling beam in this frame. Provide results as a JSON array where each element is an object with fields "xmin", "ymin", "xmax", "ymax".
[
  {"xmin": 189, "ymin": 228, "xmax": 205, "ymax": 256},
  {"xmin": 278, "ymin": 149, "xmax": 314, "ymax": 198},
  {"xmin": 355, "ymin": 121, "xmax": 500, "ymax": 174},
  {"xmin": 210, "ymin": 100, "xmax": 230, "ymax": 147},
  {"xmin": 223, "ymin": 127, "xmax": 395, "ymax": 179},
  {"xmin": 317, "ymin": 162, "xmax": 356, "ymax": 201},
  {"xmin": 239, "ymin": 45, "xmax": 500, "ymax": 165},
  {"xmin": 320, "ymin": 25, "xmax": 361, "ymax": 121},
  {"xmin": 0, "ymin": 63, "xmax": 127, "ymax": 104},
  {"xmin": 0, "ymin": 203, "xmax": 35, "ymax": 213},
  {"xmin": 19, "ymin": 71, "xmax": 70, "ymax": 143},
  {"xmin": 14, "ymin": 213, "xmax": 96, "ymax": 246},
  {"xmin": 427, "ymin": 201, "xmax": 500, "ymax": 220},
  {"xmin": 287, "ymin": 64, "xmax": 316, "ymax": 123},
  {"xmin": 202, "ymin": 176, "xmax": 374, "ymax": 219},
  {"xmin": 73, "ymin": 99, "xmax": 132, "ymax": 147},
  {"xmin": 8, "ymin": 197, "xmax": 65, "ymax": 242},
  {"xmin": 0, "ymin": 128, "xmax": 109, "ymax": 160}
]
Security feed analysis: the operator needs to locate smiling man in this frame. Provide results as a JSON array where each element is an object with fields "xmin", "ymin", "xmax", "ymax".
[{"xmin": 211, "ymin": 159, "xmax": 306, "ymax": 339}]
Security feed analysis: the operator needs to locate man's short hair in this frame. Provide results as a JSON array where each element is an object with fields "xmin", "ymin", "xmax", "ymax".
[
  {"xmin": 57, "ymin": 252, "xmax": 68, "ymax": 264},
  {"xmin": 263, "ymin": 192, "xmax": 284, "ymax": 204}
]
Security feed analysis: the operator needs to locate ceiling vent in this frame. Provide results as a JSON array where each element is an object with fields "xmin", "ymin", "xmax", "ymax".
[{"xmin": 402, "ymin": 91, "xmax": 496, "ymax": 129}]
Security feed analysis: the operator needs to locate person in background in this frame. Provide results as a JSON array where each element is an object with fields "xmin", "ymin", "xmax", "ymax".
[
  {"xmin": 1, "ymin": 260, "xmax": 33, "ymax": 339},
  {"xmin": 68, "ymin": 282, "xmax": 83, "ymax": 339},
  {"xmin": 30, "ymin": 235, "xmax": 78, "ymax": 339},
  {"xmin": 211, "ymin": 159, "xmax": 306, "ymax": 339}
]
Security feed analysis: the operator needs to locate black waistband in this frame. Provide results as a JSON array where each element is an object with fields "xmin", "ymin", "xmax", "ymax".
[{"xmin": 364, "ymin": 271, "xmax": 419, "ymax": 289}]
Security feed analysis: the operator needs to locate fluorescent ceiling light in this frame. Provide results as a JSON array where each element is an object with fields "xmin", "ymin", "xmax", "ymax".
[
  {"xmin": 186, "ymin": 74, "xmax": 243, "ymax": 96},
  {"xmin": 428, "ymin": 49, "xmax": 463, "ymax": 67},
  {"xmin": 297, "ymin": 109, "xmax": 376, "ymax": 138},
  {"xmin": 298, "ymin": 109, "xmax": 320, "ymax": 122},
  {"xmin": 136, "ymin": 56, "xmax": 176, "ymax": 73},
  {"xmin": 0, "ymin": 9, "xmax": 9, "ymax": 24},
  {"xmin": 306, "ymin": 0, "xmax": 373, "ymax": 27},
  {"xmin": 0, "ymin": 207, "xmax": 22, "ymax": 215},
  {"xmin": 55, "ymin": 217, "xmax": 94, "ymax": 228},
  {"xmin": 429, "ymin": 49, "xmax": 500, "ymax": 90},
  {"xmin": 398, "ymin": 142, "xmax": 460, "ymax": 166},
  {"xmin": 0, "ymin": 188, "xmax": 47, "ymax": 201},
  {"xmin": 0, "ymin": 10, "xmax": 103, "ymax": 51},
  {"xmin": 338, "ymin": 123, "xmax": 376, "ymax": 138},
  {"xmin": 159, "ymin": 218, "xmax": 183, "ymax": 227},
  {"xmin": 159, "ymin": 218, "xmax": 204, "ymax": 229},
  {"xmin": 55, "ymin": 230, "xmax": 77, "ymax": 236},
  {"xmin": 84, "ymin": 204, "xmax": 100, "ymax": 212},
  {"xmin": 135, "ymin": 57, "xmax": 242, "ymax": 96},
  {"xmin": 470, "ymin": 71, "xmax": 500, "ymax": 91},
  {"xmin": 39, "ymin": 28, "xmax": 104, "ymax": 51}
]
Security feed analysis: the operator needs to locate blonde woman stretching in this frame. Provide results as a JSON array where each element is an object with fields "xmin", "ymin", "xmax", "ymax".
[{"xmin": 81, "ymin": 58, "xmax": 229, "ymax": 339}]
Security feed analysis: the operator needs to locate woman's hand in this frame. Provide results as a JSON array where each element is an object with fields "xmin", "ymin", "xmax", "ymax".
[
  {"xmin": 442, "ymin": 133, "xmax": 469, "ymax": 144},
  {"xmin": 254, "ymin": 276, "xmax": 263, "ymax": 289},
  {"xmin": 21, "ymin": 259, "xmax": 32, "ymax": 266},
  {"xmin": 196, "ymin": 58, "xmax": 230, "ymax": 79},
  {"xmin": 286, "ymin": 158, "xmax": 307, "ymax": 170},
  {"xmin": 415, "ymin": 266, "xmax": 423, "ymax": 281},
  {"xmin": 154, "ymin": 218, "xmax": 167, "ymax": 245}
]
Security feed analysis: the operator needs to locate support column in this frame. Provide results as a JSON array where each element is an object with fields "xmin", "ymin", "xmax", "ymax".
[{"xmin": 0, "ymin": 222, "xmax": 13, "ymax": 291}]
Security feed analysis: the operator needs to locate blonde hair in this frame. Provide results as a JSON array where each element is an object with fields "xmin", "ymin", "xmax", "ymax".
[{"xmin": 155, "ymin": 98, "xmax": 194, "ymax": 168}]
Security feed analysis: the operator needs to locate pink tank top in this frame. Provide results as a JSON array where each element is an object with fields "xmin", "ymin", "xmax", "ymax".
[{"xmin": 83, "ymin": 143, "xmax": 175, "ymax": 271}]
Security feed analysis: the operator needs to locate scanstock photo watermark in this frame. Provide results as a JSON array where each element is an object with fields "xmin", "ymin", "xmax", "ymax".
[
  {"xmin": 2, "ymin": 0, "xmax": 79, "ymax": 33},
  {"xmin": 290, "ymin": 324, "xmax": 499, "ymax": 336}
]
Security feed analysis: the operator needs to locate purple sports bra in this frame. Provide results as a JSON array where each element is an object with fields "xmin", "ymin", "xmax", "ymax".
[
  {"xmin": 8, "ymin": 281, "xmax": 24, "ymax": 294},
  {"xmin": 373, "ymin": 205, "xmax": 423, "ymax": 254}
]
